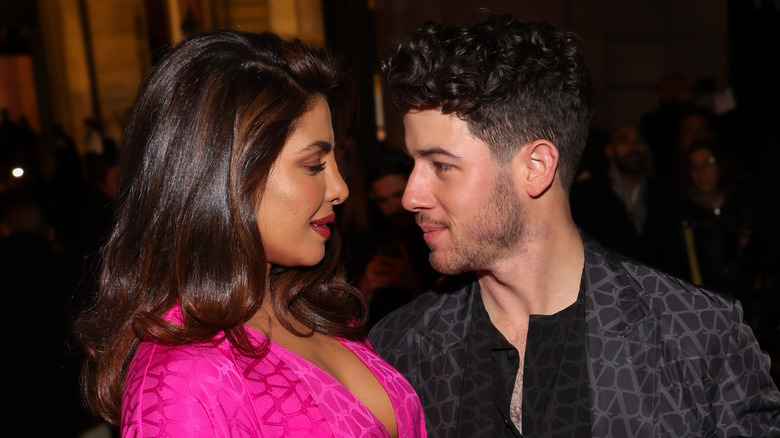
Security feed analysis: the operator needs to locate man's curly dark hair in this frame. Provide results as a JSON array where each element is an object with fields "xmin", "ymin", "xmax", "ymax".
[{"xmin": 383, "ymin": 14, "xmax": 593, "ymax": 189}]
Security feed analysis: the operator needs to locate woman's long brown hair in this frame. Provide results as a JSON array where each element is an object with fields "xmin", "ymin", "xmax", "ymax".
[{"xmin": 75, "ymin": 30, "xmax": 365, "ymax": 425}]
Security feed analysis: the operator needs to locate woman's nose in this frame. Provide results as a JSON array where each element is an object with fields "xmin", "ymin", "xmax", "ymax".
[{"xmin": 328, "ymin": 163, "xmax": 349, "ymax": 205}]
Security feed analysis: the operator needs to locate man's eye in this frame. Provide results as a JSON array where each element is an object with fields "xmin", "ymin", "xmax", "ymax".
[{"xmin": 433, "ymin": 162, "xmax": 453, "ymax": 172}]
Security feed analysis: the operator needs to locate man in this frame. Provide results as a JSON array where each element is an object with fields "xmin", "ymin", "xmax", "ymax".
[
  {"xmin": 571, "ymin": 122, "xmax": 678, "ymax": 271},
  {"xmin": 368, "ymin": 14, "xmax": 780, "ymax": 438}
]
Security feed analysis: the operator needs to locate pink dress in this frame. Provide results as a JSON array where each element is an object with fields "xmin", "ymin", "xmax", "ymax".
[{"xmin": 121, "ymin": 309, "xmax": 426, "ymax": 438}]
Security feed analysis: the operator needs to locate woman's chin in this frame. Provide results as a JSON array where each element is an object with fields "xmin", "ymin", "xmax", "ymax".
[{"xmin": 273, "ymin": 252, "xmax": 326, "ymax": 269}]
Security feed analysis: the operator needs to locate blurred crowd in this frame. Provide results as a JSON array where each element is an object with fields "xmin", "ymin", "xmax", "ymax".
[
  {"xmin": 571, "ymin": 74, "xmax": 779, "ymax": 356},
  {"xmin": 0, "ymin": 111, "xmax": 117, "ymax": 435}
]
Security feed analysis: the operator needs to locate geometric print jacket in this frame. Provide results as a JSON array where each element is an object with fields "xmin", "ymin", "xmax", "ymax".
[{"xmin": 368, "ymin": 234, "xmax": 780, "ymax": 437}]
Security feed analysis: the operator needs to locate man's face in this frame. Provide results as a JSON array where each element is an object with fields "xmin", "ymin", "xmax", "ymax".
[
  {"xmin": 605, "ymin": 123, "xmax": 648, "ymax": 175},
  {"xmin": 401, "ymin": 109, "xmax": 525, "ymax": 275}
]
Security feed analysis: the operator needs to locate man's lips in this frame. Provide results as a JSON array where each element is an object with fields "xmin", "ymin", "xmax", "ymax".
[
  {"xmin": 311, "ymin": 213, "xmax": 335, "ymax": 239},
  {"xmin": 419, "ymin": 224, "xmax": 446, "ymax": 243}
]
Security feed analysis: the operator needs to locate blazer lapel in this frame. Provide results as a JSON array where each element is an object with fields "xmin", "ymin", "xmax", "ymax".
[
  {"xmin": 414, "ymin": 280, "xmax": 478, "ymax": 437},
  {"xmin": 583, "ymin": 237, "xmax": 660, "ymax": 438}
]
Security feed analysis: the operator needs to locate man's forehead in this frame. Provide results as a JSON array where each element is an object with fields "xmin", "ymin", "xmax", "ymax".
[
  {"xmin": 402, "ymin": 110, "xmax": 478, "ymax": 153},
  {"xmin": 610, "ymin": 123, "xmax": 639, "ymax": 141},
  {"xmin": 402, "ymin": 108, "xmax": 454, "ymax": 125}
]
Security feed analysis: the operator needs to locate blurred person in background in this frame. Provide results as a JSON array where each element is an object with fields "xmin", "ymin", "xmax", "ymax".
[
  {"xmin": 571, "ymin": 122, "xmax": 677, "ymax": 271},
  {"xmin": 360, "ymin": 149, "xmax": 439, "ymax": 326}
]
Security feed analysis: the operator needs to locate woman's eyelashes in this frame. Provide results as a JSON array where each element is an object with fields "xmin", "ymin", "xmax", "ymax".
[{"xmin": 306, "ymin": 162, "xmax": 326, "ymax": 174}]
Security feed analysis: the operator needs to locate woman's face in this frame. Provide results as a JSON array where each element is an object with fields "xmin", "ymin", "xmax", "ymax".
[
  {"xmin": 689, "ymin": 147, "xmax": 720, "ymax": 194},
  {"xmin": 256, "ymin": 95, "xmax": 349, "ymax": 267}
]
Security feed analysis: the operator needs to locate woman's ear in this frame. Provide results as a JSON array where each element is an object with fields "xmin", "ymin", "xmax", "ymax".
[{"xmin": 518, "ymin": 140, "xmax": 559, "ymax": 198}]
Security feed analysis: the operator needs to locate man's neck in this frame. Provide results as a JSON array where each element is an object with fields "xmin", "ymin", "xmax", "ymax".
[
  {"xmin": 620, "ymin": 173, "xmax": 642, "ymax": 193},
  {"xmin": 477, "ymin": 219, "xmax": 584, "ymax": 332}
]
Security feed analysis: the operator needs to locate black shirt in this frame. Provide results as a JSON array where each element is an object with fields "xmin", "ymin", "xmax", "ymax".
[{"xmin": 457, "ymin": 279, "xmax": 592, "ymax": 437}]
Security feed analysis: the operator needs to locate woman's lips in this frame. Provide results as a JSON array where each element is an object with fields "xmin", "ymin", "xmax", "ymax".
[{"xmin": 311, "ymin": 213, "xmax": 335, "ymax": 239}]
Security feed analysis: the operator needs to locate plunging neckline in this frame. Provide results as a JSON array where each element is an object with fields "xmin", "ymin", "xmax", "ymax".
[{"xmin": 244, "ymin": 325, "xmax": 399, "ymax": 437}]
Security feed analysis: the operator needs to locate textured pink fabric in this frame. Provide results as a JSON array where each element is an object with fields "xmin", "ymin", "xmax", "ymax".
[{"xmin": 121, "ymin": 310, "xmax": 426, "ymax": 438}]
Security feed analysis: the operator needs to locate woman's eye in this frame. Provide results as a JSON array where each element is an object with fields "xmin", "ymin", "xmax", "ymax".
[{"xmin": 307, "ymin": 162, "xmax": 326, "ymax": 174}]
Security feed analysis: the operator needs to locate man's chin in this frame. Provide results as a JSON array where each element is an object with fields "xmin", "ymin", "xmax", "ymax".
[{"xmin": 429, "ymin": 251, "xmax": 470, "ymax": 275}]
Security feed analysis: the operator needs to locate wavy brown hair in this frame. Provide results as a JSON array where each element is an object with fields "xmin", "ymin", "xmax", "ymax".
[
  {"xmin": 75, "ymin": 30, "xmax": 365, "ymax": 425},
  {"xmin": 383, "ymin": 13, "xmax": 593, "ymax": 190}
]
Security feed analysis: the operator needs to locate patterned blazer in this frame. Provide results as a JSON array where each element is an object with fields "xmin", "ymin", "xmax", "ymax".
[{"xmin": 368, "ymin": 235, "xmax": 780, "ymax": 437}]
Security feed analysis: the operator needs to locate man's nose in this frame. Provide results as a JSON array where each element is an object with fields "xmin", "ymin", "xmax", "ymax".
[{"xmin": 401, "ymin": 166, "xmax": 426, "ymax": 212}]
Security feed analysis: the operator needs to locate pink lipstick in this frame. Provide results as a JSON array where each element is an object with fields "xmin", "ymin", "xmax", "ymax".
[{"xmin": 310, "ymin": 213, "xmax": 335, "ymax": 239}]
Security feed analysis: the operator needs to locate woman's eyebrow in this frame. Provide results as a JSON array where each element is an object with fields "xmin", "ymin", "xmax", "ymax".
[{"xmin": 299, "ymin": 140, "xmax": 334, "ymax": 154}]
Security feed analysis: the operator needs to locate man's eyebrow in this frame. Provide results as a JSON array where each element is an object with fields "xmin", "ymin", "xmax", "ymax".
[{"xmin": 406, "ymin": 146, "xmax": 461, "ymax": 160}]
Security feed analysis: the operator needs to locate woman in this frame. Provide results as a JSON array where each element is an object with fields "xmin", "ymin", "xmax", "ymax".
[
  {"xmin": 679, "ymin": 139, "xmax": 753, "ymax": 296},
  {"xmin": 76, "ymin": 30, "xmax": 425, "ymax": 437}
]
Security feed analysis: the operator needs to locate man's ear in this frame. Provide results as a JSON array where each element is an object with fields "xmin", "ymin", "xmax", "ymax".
[{"xmin": 517, "ymin": 140, "xmax": 559, "ymax": 198}]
